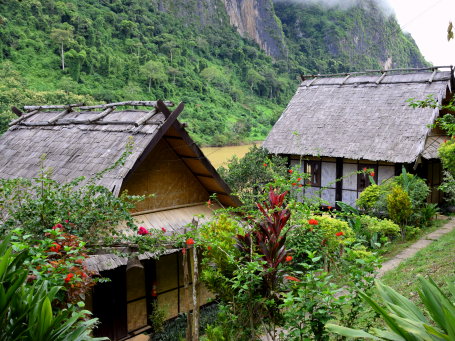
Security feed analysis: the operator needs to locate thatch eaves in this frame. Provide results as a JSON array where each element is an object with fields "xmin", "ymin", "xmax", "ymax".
[
  {"xmin": 0, "ymin": 101, "xmax": 240, "ymax": 207},
  {"xmin": 263, "ymin": 69, "xmax": 454, "ymax": 163}
]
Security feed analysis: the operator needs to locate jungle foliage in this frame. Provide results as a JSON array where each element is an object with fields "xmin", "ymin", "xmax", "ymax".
[{"xmin": 0, "ymin": 0, "xmax": 427, "ymax": 144}]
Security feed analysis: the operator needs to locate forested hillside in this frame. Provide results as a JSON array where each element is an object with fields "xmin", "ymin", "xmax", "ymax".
[{"xmin": 0, "ymin": 0, "xmax": 428, "ymax": 145}]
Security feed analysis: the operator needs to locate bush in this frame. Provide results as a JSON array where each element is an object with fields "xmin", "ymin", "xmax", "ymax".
[
  {"xmin": 387, "ymin": 185, "xmax": 412, "ymax": 238},
  {"xmin": 356, "ymin": 184, "xmax": 382, "ymax": 211},
  {"xmin": 0, "ymin": 236, "xmax": 105, "ymax": 341},
  {"xmin": 359, "ymin": 215, "xmax": 400, "ymax": 238}
]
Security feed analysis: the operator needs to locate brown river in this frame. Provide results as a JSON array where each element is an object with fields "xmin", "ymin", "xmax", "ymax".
[{"xmin": 201, "ymin": 143, "xmax": 262, "ymax": 169}]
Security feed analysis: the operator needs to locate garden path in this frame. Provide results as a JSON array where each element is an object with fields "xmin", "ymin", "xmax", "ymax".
[{"xmin": 377, "ymin": 216, "xmax": 455, "ymax": 278}]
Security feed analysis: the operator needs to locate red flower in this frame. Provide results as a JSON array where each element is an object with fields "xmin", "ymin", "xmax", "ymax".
[
  {"xmin": 285, "ymin": 255, "xmax": 293, "ymax": 262},
  {"xmin": 285, "ymin": 275, "xmax": 301, "ymax": 282},
  {"xmin": 52, "ymin": 223, "xmax": 63, "ymax": 230},
  {"xmin": 292, "ymin": 182, "xmax": 297, "ymax": 186},
  {"xmin": 369, "ymin": 171, "xmax": 375, "ymax": 177},
  {"xmin": 297, "ymin": 177, "xmax": 302, "ymax": 181},
  {"xmin": 308, "ymin": 219, "xmax": 318, "ymax": 225},
  {"xmin": 64, "ymin": 273, "xmax": 74, "ymax": 283},
  {"xmin": 138, "ymin": 226, "xmax": 149, "ymax": 235},
  {"xmin": 207, "ymin": 246, "xmax": 212, "ymax": 251},
  {"xmin": 335, "ymin": 231, "xmax": 344, "ymax": 237},
  {"xmin": 327, "ymin": 206, "xmax": 332, "ymax": 210},
  {"xmin": 186, "ymin": 238, "xmax": 195, "ymax": 245},
  {"xmin": 161, "ymin": 227, "xmax": 167, "ymax": 233},
  {"xmin": 49, "ymin": 243, "xmax": 61, "ymax": 253},
  {"xmin": 263, "ymin": 163, "xmax": 267, "ymax": 167},
  {"xmin": 288, "ymin": 169, "xmax": 293, "ymax": 174},
  {"xmin": 298, "ymin": 184, "xmax": 303, "ymax": 187}
]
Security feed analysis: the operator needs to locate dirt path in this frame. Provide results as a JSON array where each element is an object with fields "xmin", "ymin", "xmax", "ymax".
[{"xmin": 377, "ymin": 216, "xmax": 455, "ymax": 278}]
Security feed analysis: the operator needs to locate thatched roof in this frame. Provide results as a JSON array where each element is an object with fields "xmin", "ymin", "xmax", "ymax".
[
  {"xmin": 0, "ymin": 101, "xmax": 240, "ymax": 207},
  {"xmin": 263, "ymin": 68, "xmax": 454, "ymax": 163}
]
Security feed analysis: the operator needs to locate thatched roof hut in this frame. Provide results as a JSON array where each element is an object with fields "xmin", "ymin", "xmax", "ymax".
[
  {"xmin": 264, "ymin": 67, "xmax": 454, "ymax": 205},
  {"xmin": 0, "ymin": 100, "xmax": 240, "ymax": 340}
]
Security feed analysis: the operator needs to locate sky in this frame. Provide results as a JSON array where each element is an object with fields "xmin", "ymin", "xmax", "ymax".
[{"xmin": 388, "ymin": 0, "xmax": 455, "ymax": 66}]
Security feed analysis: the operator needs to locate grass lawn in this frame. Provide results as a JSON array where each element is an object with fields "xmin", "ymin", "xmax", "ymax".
[
  {"xmin": 380, "ymin": 219, "xmax": 455, "ymax": 300},
  {"xmin": 379, "ymin": 217, "xmax": 449, "ymax": 261}
]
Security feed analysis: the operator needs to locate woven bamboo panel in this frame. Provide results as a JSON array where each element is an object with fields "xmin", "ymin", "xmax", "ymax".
[
  {"xmin": 127, "ymin": 299, "xmax": 147, "ymax": 332},
  {"xmin": 122, "ymin": 140, "xmax": 209, "ymax": 212},
  {"xmin": 156, "ymin": 254, "xmax": 178, "ymax": 293},
  {"xmin": 126, "ymin": 267, "xmax": 146, "ymax": 301},
  {"xmin": 157, "ymin": 289, "xmax": 179, "ymax": 320},
  {"xmin": 378, "ymin": 166, "xmax": 395, "ymax": 184}
]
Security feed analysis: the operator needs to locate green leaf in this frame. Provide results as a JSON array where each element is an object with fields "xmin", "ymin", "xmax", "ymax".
[{"xmin": 325, "ymin": 323, "xmax": 381, "ymax": 339}]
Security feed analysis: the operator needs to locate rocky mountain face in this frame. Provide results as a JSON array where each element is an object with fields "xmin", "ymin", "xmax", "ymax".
[
  {"xmin": 222, "ymin": 0, "xmax": 287, "ymax": 58},
  {"xmin": 154, "ymin": 0, "xmax": 427, "ymax": 70},
  {"xmin": 153, "ymin": 0, "xmax": 287, "ymax": 59}
]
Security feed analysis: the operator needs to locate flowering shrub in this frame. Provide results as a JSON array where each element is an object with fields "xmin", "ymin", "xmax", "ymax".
[{"xmin": 11, "ymin": 226, "xmax": 96, "ymax": 306}]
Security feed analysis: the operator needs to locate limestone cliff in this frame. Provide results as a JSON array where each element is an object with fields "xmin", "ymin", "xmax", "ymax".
[
  {"xmin": 153, "ymin": 0, "xmax": 287, "ymax": 59},
  {"xmin": 222, "ymin": 0, "xmax": 286, "ymax": 58}
]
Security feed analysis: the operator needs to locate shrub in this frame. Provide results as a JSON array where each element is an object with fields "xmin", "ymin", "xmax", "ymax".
[
  {"xmin": 0, "ymin": 236, "xmax": 105, "ymax": 341},
  {"xmin": 387, "ymin": 185, "xmax": 412, "ymax": 238},
  {"xmin": 439, "ymin": 138, "xmax": 455, "ymax": 176},
  {"xmin": 356, "ymin": 184, "xmax": 382, "ymax": 211},
  {"xmin": 359, "ymin": 215, "xmax": 400, "ymax": 238}
]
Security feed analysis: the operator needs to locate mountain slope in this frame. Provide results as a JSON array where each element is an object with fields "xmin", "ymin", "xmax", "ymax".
[{"xmin": 0, "ymin": 0, "xmax": 428, "ymax": 145}]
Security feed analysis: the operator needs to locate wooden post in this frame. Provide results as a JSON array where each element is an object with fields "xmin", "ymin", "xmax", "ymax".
[
  {"xmin": 182, "ymin": 247, "xmax": 192, "ymax": 340},
  {"xmin": 192, "ymin": 246, "xmax": 200, "ymax": 340}
]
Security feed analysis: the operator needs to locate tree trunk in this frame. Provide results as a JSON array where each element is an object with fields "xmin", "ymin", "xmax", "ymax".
[
  {"xmin": 148, "ymin": 78, "xmax": 151, "ymax": 93},
  {"xmin": 61, "ymin": 43, "xmax": 65, "ymax": 70}
]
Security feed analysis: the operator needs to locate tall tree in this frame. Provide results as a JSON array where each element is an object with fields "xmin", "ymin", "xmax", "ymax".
[{"xmin": 50, "ymin": 27, "xmax": 73, "ymax": 70}]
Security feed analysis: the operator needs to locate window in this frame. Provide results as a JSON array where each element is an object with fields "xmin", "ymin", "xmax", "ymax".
[
  {"xmin": 304, "ymin": 160, "xmax": 321, "ymax": 187},
  {"xmin": 357, "ymin": 164, "xmax": 378, "ymax": 191}
]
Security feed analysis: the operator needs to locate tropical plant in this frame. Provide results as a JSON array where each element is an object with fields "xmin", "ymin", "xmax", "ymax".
[
  {"xmin": 326, "ymin": 276, "xmax": 455, "ymax": 340},
  {"xmin": 0, "ymin": 236, "xmax": 106, "ymax": 341}
]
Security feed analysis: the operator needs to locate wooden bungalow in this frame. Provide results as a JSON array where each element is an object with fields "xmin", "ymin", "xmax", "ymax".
[
  {"xmin": 263, "ymin": 67, "xmax": 455, "ymax": 206},
  {"xmin": 0, "ymin": 100, "xmax": 241, "ymax": 340}
]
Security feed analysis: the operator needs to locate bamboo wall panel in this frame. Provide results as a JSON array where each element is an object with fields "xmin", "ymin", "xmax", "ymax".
[
  {"xmin": 126, "ymin": 267, "xmax": 146, "ymax": 301},
  {"xmin": 156, "ymin": 254, "xmax": 178, "ymax": 293},
  {"xmin": 122, "ymin": 140, "xmax": 209, "ymax": 212},
  {"xmin": 321, "ymin": 188, "xmax": 336, "ymax": 206},
  {"xmin": 321, "ymin": 162, "xmax": 336, "ymax": 189},
  {"xmin": 157, "ymin": 290, "xmax": 179, "ymax": 320},
  {"xmin": 378, "ymin": 166, "xmax": 395, "ymax": 184},
  {"xmin": 342, "ymin": 190, "xmax": 357, "ymax": 206},
  {"xmin": 342, "ymin": 163, "xmax": 358, "ymax": 190},
  {"xmin": 127, "ymin": 299, "xmax": 147, "ymax": 332}
]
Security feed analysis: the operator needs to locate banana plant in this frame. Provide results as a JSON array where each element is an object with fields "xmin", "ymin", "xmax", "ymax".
[{"xmin": 326, "ymin": 277, "xmax": 455, "ymax": 340}]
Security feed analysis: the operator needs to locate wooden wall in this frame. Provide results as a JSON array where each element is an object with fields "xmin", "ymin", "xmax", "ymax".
[{"xmin": 121, "ymin": 139, "xmax": 209, "ymax": 212}]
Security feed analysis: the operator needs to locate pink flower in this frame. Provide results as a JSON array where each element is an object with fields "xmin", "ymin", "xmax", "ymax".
[
  {"xmin": 52, "ymin": 223, "xmax": 63, "ymax": 230},
  {"xmin": 138, "ymin": 226, "xmax": 149, "ymax": 235},
  {"xmin": 161, "ymin": 227, "xmax": 167, "ymax": 233},
  {"xmin": 65, "ymin": 220, "xmax": 69, "ymax": 223}
]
